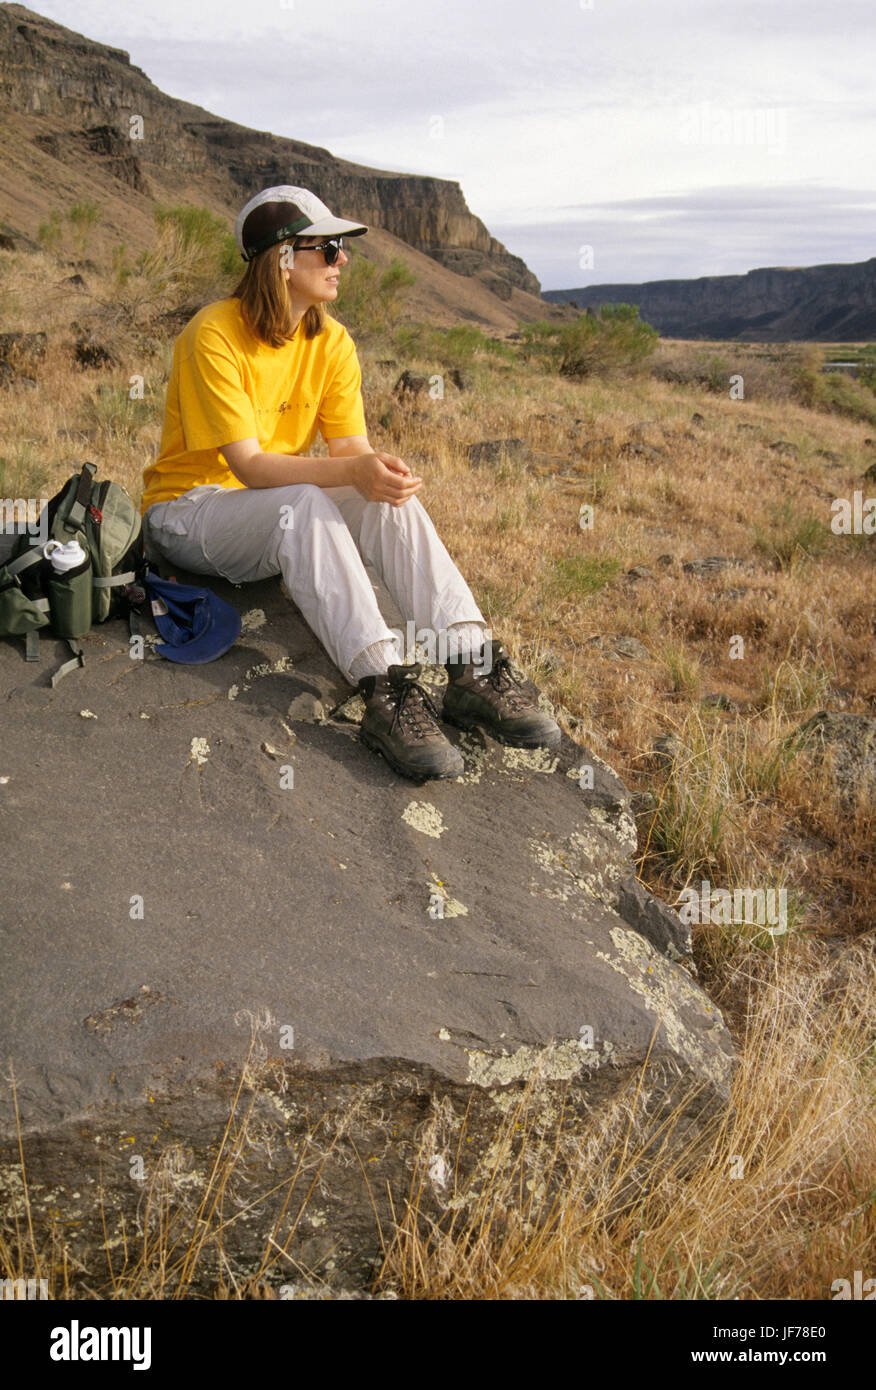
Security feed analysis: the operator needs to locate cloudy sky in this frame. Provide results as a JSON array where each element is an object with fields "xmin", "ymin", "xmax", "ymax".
[{"xmin": 29, "ymin": 0, "xmax": 876, "ymax": 290}]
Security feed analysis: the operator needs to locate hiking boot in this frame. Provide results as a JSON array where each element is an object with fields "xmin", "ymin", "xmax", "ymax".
[
  {"xmin": 358, "ymin": 662, "xmax": 465, "ymax": 781},
  {"xmin": 442, "ymin": 637, "xmax": 561, "ymax": 749}
]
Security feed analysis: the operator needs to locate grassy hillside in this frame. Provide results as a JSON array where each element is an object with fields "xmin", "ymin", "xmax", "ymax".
[{"xmin": 1, "ymin": 224, "xmax": 874, "ymax": 1300}]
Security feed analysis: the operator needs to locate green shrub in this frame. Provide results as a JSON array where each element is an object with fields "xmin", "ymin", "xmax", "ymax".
[
  {"xmin": 857, "ymin": 346, "xmax": 876, "ymax": 392},
  {"xmin": 543, "ymin": 552, "xmax": 622, "ymax": 600},
  {"xmin": 519, "ymin": 305, "xmax": 658, "ymax": 378},
  {"xmin": 68, "ymin": 200, "xmax": 101, "ymax": 258},
  {"xmin": 335, "ymin": 252, "xmax": 415, "ymax": 340},
  {"xmin": 792, "ymin": 347, "xmax": 876, "ymax": 425},
  {"xmin": 37, "ymin": 210, "xmax": 63, "ymax": 253},
  {"xmin": 753, "ymin": 500, "xmax": 831, "ymax": 571}
]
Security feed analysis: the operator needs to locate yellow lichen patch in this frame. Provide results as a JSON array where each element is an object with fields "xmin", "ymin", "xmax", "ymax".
[
  {"xmin": 453, "ymin": 731, "xmax": 489, "ymax": 784},
  {"xmin": 466, "ymin": 1038, "xmax": 595, "ymax": 1087},
  {"xmin": 426, "ymin": 871, "xmax": 468, "ymax": 917},
  {"xmin": 528, "ymin": 832, "xmax": 621, "ymax": 904},
  {"xmin": 594, "ymin": 925, "xmax": 732, "ymax": 1086},
  {"xmin": 402, "ymin": 801, "xmax": 446, "ymax": 838},
  {"xmin": 501, "ymin": 746, "xmax": 559, "ymax": 777},
  {"xmin": 240, "ymin": 608, "xmax": 267, "ymax": 632}
]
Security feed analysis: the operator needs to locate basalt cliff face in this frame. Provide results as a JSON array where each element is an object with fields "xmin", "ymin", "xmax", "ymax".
[
  {"xmin": 0, "ymin": 3, "xmax": 550, "ymax": 326},
  {"xmin": 544, "ymin": 259, "xmax": 876, "ymax": 341}
]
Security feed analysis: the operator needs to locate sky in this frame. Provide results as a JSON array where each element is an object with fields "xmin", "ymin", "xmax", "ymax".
[{"xmin": 25, "ymin": 0, "xmax": 876, "ymax": 291}]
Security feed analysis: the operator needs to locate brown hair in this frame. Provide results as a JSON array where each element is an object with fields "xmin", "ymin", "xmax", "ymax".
[{"xmin": 230, "ymin": 240, "xmax": 326, "ymax": 348}]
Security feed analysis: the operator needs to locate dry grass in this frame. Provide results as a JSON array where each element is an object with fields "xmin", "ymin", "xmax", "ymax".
[{"xmin": 1, "ymin": 242, "xmax": 874, "ymax": 1299}]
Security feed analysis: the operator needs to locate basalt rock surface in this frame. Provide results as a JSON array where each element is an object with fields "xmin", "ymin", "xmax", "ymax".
[{"xmin": 0, "ymin": 555, "xmax": 735, "ymax": 1289}]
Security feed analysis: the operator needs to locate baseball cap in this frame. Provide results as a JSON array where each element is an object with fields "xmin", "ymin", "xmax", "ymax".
[
  {"xmin": 234, "ymin": 185, "xmax": 368, "ymax": 262},
  {"xmin": 147, "ymin": 572, "xmax": 242, "ymax": 664}
]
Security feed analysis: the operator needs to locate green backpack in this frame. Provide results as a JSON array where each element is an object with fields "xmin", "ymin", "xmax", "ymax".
[{"xmin": 0, "ymin": 461, "xmax": 147, "ymax": 684}]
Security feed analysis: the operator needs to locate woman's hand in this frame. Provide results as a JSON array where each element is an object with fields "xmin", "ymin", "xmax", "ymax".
[{"xmin": 350, "ymin": 451, "xmax": 423, "ymax": 506}]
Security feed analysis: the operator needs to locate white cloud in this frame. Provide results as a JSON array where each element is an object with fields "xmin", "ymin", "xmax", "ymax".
[{"xmin": 29, "ymin": 0, "xmax": 876, "ymax": 287}]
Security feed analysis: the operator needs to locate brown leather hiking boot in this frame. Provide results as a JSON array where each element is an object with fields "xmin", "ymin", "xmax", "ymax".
[
  {"xmin": 358, "ymin": 662, "xmax": 465, "ymax": 781},
  {"xmin": 442, "ymin": 637, "xmax": 561, "ymax": 749}
]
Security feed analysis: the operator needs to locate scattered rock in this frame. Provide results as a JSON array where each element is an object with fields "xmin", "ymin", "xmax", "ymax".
[
  {"xmin": 691, "ymin": 412, "xmax": 706, "ymax": 426},
  {"xmin": 74, "ymin": 337, "xmax": 116, "ymax": 369},
  {"xmin": 786, "ymin": 711, "xmax": 876, "ymax": 807},
  {"xmin": 652, "ymin": 733, "xmax": 686, "ymax": 770},
  {"xmin": 863, "ymin": 462, "xmax": 876, "ymax": 483},
  {"xmin": 287, "ymin": 692, "xmax": 327, "ymax": 723},
  {"xmin": 714, "ymin": 587, "xmax": 750, "ymax": 601},
  {"xmin": 393, "ymin": 370, "xmax": 430, "ymax": 396},
  {"xmin": 656, "ymin": 554, "xmax": 674, "ymax": 567},
  {"xmin": 589, "ymin": 634, "xmax": 651, "ymax": 662},
  {"xmin": 626, "ymin": 566, "xmax": 654, "ymax": 582},
  {"xmin": 377, "ymin": 359, "xmax": 397, "ymax": 369},
  {"xmin": 0, "ymin": 331, "xmax": 47, "ymax": 368},
  {"xmin": 736, "ymin": 423, "xmax": 759, "ymax": 433},
  {"xmin": 620, "ymin": 441, "xmax": 666, "ymax": 460},
  {"xmin": 682, "ymin": 556, "xmax": 744, "ymax": 577},
  {"xmin": 61, "ymin": 273, "xmax": 87, "ymax": 290},
  {"xmin": 448, "ymin": 367, "xmax": 471, "ymax": 392},
  {"xmin": 815, "ymin": 449, "xmax": 839, "ymax": 462},
  {"xmin": 768, "ymin": 440, "xmax": 799, "ymax": 457},
  {"xmin": 700, "ymin": 693, "xmax": 738, "ymax": 712},
  {"xmin": 579, "ymin": 437, "xmax": 614, "ymax": 459},
  {"xmin": 467, "ymin": 438, "xmax": 527, "ymax": 466}
]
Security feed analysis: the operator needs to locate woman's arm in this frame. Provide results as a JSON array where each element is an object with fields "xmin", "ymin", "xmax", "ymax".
[{"xmin": 221, "ymin": 435, "xmax": 424, "ymax": 506}]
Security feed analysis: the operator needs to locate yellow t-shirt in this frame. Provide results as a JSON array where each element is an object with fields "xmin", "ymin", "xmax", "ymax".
[{"xmin": 140, "ymin": 299, "xmax": 368, "ymax": 513}]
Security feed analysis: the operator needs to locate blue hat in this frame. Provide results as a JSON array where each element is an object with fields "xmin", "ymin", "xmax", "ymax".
[{"xmin": 146, "ymin": 572, "xmax": 241, "ymax": 663}]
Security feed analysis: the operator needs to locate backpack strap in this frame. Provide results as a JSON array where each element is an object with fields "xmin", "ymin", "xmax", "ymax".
[
  {"xmin": 4, "ymin": 544, "xmax": 45, "ymax": 580},
  {"xmin": 50, "ymin": 639, "xmax": 85, "ymax": 687},
  {"xmin": 93, "ymin": 570, "xmax": 136, "ymax": 590},
  {"xmin": 64, "ymin": 461, "xmax": 97, "ymax": 534}
]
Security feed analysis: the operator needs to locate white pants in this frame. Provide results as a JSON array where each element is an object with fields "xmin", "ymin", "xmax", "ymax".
[{"xmin": 141, "ymin": 483, "xmax": 486, "ymax": 684}]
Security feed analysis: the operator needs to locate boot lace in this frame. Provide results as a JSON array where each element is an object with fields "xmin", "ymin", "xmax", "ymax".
[
  {"xmin": 472, "ymin": 653, "xmax": 530, "ymax": 710},
  {"xmin": 388, "ymin": 671, "xmax": 444, "ymax": 741}
]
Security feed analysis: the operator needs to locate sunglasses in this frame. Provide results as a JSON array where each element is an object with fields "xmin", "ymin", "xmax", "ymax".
[{"xmin": 292, "ymin": 237, "xmax": 345, "ymax": 265}]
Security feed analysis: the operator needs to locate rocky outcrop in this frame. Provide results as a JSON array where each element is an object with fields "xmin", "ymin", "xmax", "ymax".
[
  {"xmin": 0, "ymin": 3, "xmax": 540, "ymax": 299},
  {"xmin": 0, "ymin": 555, "xmax": 734, "ymax": 1287},
  {"xmin": 544, "ymin": 258, "xmax": 876, "ymax": 341}
]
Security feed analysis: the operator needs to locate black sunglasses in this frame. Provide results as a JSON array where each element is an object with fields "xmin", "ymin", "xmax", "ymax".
[{"xmin": 292, "ymin": 237, "xmax": 344, "ymax": 265}]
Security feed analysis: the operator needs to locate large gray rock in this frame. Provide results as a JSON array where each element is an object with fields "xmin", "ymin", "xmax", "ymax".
[{"xmin": 0, "ymin": 569, "xmax": 734, "ymax": 1288}]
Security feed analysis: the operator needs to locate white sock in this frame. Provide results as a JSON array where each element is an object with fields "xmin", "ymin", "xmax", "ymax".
[
  {"xmin": 446, "ymin": 621, "xmax": 489, "ymax": 665},
  {"xmin": 349, "ymin": 637, "xmax": 404, "ymax": 683}
]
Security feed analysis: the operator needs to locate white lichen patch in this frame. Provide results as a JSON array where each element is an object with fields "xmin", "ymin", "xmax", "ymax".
[
  {"xmin": 588, "ymin": 802, "xmax": 637, "ymax": 852},
  {"xmin": 453, "ymin": 730, "xmax": 489, "ymax": 785},
  {"xmin": 595, "ymin": 925, "xmax": 731, "ymax": 1086},
  {"xmin": 502, "ymin": 746, "xmax": 558, "ymax": 777},
  {"xmin": 331, "ymin": 692, "xmax": 365, "ymax": 725},
  {"xmin": 189, "ymin": 737, "xmax": 210, "ymax": 765},
  {"xmin": 438, "ymin": 1027, "xmax": 451, "ymax": 1041},
  {"xmin": 240, "ymin": 608, "xmax": 267, "ymax": 632},
  {"xmin": 287, "ymin": 692, "xmax": 327, "ymax": 723},
  {"xmin": 426, "ymin": 872, "xmax": 468, "ymax": 917},
  {"xmin": 528, "ymin": 832, "xmax": 621, "ymax": 905},
  {"xmin": 402, "ymin": 801, "xmax": 445, "ymax": 838},
  {"xmin": 79, "ymin": 709, "xmax": 97, "ymax": 719},
  {"xmin": 467, "ymin": 1038, "xmax": 595, "ymax": 1088},
  {"xmin": 227, "ymin": 684, "xmax": 239, "ymax": 701},
  {"xmin": 245, "ymin": 656, "xmax": 295, "ymax": 681}
]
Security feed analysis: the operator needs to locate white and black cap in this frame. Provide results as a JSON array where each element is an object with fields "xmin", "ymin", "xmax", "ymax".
[{"xmin": 234, "ymin": 185, "xmax": 368, "ymax": 262}]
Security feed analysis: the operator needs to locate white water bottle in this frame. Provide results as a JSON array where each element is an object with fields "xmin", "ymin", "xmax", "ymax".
[{"xmin": 44, "ymin": 539, "xmax": 87, "ymax": 573}]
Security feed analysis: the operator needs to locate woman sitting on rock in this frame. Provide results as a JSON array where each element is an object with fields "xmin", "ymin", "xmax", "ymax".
[{"xmin": 140, "ymin": 184, "xmax": 560, "ymax": 781}]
